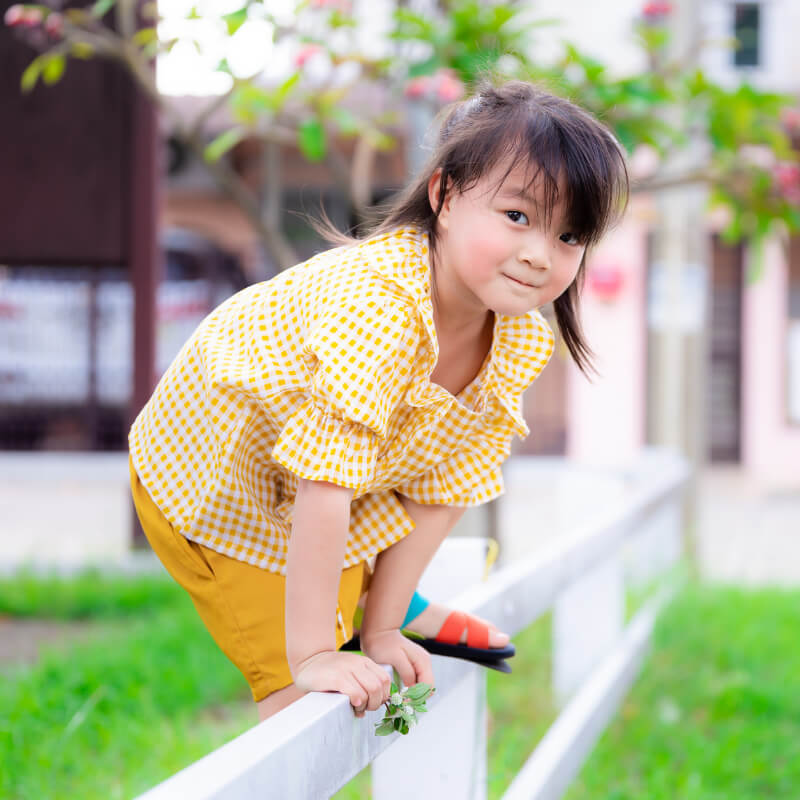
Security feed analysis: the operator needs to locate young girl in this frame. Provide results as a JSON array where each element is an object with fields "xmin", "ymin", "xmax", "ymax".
[{"xmin": 129, "ymin": 80, "xmax": 628, "ymax": 722}]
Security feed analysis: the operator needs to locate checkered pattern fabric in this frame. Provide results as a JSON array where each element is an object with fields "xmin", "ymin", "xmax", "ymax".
[{"xmin": 129, "ymin": 227, "xmax": 554, "ymax": 575}]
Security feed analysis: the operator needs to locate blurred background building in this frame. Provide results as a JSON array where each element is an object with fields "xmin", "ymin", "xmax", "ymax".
[{"xmin": 0, "ymin": 0, "xmax": 797, "ymax": 572}]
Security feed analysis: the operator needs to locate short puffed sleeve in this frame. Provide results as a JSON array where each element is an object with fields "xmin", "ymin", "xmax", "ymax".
[
  {"xmin": 394, "ymin": 426, "xmax": 513, "ymax": 507},
  {"xmin": 271, "ymin": 295, "xmax": 419, "ymax": 489}
]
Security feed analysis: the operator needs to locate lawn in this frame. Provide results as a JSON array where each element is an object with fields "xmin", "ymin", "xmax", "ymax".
[
  {"xmin": 565, "ymin": 582, "xmax": 800, "ymax": 800},
  {"xmin": 1, "ymin": 569, "xmax": 798, "ymax": 799}
]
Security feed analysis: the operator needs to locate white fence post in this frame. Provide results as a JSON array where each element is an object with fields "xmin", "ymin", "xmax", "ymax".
[
  {"xmin": 372, "ymin": 536, "xmax": 489, "ymax": 800},
  {"xmin": 552, "ymin": 549, "xmax": 625, "ymax": 707},
  {"xmin": 372, "ymin": 666, "xmax": 487, "ymax": 800}
]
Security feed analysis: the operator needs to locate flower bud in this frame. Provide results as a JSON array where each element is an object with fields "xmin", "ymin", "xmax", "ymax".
[
  {"xmin": 4, "ymin": 4, "xmax": 25, "ymax": 26},
  {"xmin": 44, "ymin": 12, "xmax": 63, "ymax": 38},
  {"xmin": 294, "ymin": 43, "xmax": 323, "ymax": 68},
  {"xmin": 23, "ymin": 6, "xmax": 43, "ymax": 26}
]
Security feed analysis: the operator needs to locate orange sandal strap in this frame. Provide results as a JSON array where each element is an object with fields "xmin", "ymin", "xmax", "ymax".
[{"xmin": 435, "ymin": 610, "xmax": 491, "ymax": 650}]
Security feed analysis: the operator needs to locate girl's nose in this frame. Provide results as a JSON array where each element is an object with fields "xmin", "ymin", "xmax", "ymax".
[{"xmin": 518, "ymin": 236, "xmax": 551, "ymax": 271}]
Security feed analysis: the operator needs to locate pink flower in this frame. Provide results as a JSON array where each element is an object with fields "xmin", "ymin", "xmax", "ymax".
[
  {"xmin": 4, "ymin": 4, "xmax": 26, "ymax": 26},
  {"xmin": 436, "ymin": 72, "xmax": 465, "ymax": 103},
  {"xmin": 642, "ymin": 2, "xmax": 672, "ymax": 19},
  {"xmin": 310, "ymin": 0, "xmax": 351, "ymax": 11},
  {"xmin": 404, "ymin": 76, "xmax": 431, "ymax": 99},
  {"xmin": 22, "ymin": 5, "xmax": 43, "ymax": 26},
  {"xmin": 294, "ymin": 43, "xmax": 323, "ymax": 68},
  {"xmin": 773, "ymin": 163, "xmax": 800, "ymax": 191},
  {"xmin": 785, "ymin": 186, "xmax": 800, "ymax": 205},
  {"xmin": 404, "ymin": 70, "xmax": 464, "ymax": 103},
  {"xmin": 781, "ymin": 107, "xmax": 800, "ymax": 135},
  {"xmin": 44, "ymin": 11, "xmax": 63, "ymax": 38}
]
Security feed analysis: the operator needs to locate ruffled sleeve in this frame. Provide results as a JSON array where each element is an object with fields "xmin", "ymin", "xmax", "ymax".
[
  {"xmin": 394, "ymin": 428, "xmax": 512, "ymax": 507},
  {"xmin": 271, "ymin": 294, "xmax": 420, "ymax": 489}
]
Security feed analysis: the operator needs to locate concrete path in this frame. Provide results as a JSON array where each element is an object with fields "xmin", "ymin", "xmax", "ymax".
[{"xmin": 695, "ymin": 467, "xmax": 800, "ymax": 587}]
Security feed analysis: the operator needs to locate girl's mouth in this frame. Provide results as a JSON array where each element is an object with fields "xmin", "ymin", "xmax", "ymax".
[{"xmin": 503, "ymin": 273, "xmax": 535, "ymax": 288}]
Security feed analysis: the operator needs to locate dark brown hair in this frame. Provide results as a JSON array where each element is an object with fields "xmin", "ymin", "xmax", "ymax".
[{"xmin": 316, "ymin": 79, "xmax": 629, "ymax": 375}]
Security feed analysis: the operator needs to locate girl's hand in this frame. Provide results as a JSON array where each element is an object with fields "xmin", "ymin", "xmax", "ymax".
[
  {"xmin": 292, "ymin": 650, "xmax": 392, "ymax": 718},
  {"xmin": 360, "ymin": 629, "xmax": 434, "ymax": 690}
]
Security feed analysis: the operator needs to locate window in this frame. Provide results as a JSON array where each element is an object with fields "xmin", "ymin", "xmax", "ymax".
[{"xmin": 733, "ymin": 3, "xmax": 760, "ymax": 68}]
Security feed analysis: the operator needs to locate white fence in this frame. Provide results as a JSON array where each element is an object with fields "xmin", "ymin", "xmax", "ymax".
[{"xmin": 137, "ymin": 449, "xmax": 688, "ymax": 800}]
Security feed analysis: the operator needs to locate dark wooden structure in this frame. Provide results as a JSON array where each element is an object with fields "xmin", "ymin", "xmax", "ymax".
[
  {"xmin": 708, "ymin": 236, "xmax": 744, "ymax": 462},
  {"xmin": 0, "ymin": 3, "xmax": 159, "ymax": 431},
  {"xmin": 1, "ymin": 6, "xmax": 158, "ymax": 543}
]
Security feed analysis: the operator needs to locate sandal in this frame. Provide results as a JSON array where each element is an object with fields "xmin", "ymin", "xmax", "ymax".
[
  {"xmin": 403, "ymin": 610, "xmax": 515, "ymax": 661},
  {"xmin": 342, "ymin": 610, "xmax": 515, "ymax": 673}
]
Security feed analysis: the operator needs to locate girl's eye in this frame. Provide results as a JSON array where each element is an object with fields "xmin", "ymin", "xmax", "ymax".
[
  {"xmin": 506, "ymin": 210, "xmax": 529, "ymax": 225},
  {"xmin": 560, "ymin": 232, "xmax": 580, "ymax": 246}
]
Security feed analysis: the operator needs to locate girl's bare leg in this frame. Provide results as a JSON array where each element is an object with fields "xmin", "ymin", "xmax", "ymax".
[{"xmin": 256, "ymin": 682, "xmax": 307, "ymax": 722}]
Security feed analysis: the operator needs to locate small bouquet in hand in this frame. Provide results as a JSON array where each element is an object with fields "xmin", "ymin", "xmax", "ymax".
[{"xmin": 374, "ymin": 681, "xmax": 434, "ymax": 736}]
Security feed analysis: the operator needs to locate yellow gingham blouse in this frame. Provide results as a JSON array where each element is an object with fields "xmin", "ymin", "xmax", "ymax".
[{"xmin": 129, "ymin": 227, "xmax": 554, "ymax": 575}]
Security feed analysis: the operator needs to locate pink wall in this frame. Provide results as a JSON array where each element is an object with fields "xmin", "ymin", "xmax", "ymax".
[
  {"xmin": 742, "ymin": 239, "xmax": 800, "ymax": 487},
  {"xmin": 566, "ymin": 215, "xmax": 648, "ymax": 468}
]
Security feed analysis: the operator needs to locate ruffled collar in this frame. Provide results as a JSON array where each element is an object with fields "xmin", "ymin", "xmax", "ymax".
[{"xmin": 362, "ymin": 226, "xmax": 555, "ymax": 437}]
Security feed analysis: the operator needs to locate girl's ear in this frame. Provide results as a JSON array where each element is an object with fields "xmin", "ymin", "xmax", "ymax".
[{"xmin": 427, "ymin": 168, "xmax": 452, "ymax": 229}]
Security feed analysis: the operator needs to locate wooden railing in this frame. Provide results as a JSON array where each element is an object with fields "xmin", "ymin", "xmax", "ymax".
[{"xmin": 137, "ymin": 449, "xmax": 688, "ymax": 800}]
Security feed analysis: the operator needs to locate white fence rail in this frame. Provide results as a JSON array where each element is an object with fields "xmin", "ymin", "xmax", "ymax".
[{"xmin": 137, "ymin": 449, "xmax": 688, "ymax": 800}]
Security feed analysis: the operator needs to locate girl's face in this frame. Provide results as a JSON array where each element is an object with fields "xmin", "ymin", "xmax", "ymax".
[{"xmin": 429, "ymin": 159, "xmax": 586, "ymax": 319}]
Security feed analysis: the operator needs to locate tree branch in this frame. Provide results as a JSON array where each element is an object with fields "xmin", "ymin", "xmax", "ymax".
[{"xmin": 631, "ymin": 167, "xmax": 716, "ymax": 194}]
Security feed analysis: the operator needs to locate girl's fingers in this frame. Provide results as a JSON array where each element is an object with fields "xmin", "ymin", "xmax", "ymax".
[
  {"xmin": 337, "ymin": 676, "xmax": 368, "ymax": 715},
  {"xmin": 392, "ymin": 649, "xmax": 419, "ymax": 690},
  {"xmin": 353, "ymin": 666, "xmax": 390, "ymax": 713},
  {"xmin": 404, "ymin": 642, "xmax": 434, "ymax": 687},
  {"xmin": 366, "ymin": 661, "xmax": 393, "ymax": 697}
]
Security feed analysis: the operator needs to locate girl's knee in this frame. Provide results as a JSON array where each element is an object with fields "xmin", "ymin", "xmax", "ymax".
[{"xmin": 256, "ymin": 682, "xmax": 306, "ymax": 722}]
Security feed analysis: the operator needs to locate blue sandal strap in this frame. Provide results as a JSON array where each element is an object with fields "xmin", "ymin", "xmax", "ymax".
[{"xmin": 401, "ymin": 590, "xmax": 430, "ymax": 629}]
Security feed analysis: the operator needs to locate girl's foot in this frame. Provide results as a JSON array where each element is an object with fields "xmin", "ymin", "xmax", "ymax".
[{"xmin": 403, "ymin": 601, "xmax": 510, "ymax": 649}]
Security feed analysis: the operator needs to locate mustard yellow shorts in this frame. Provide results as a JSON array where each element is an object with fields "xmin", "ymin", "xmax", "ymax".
[{"xmin": 129, "ymin": 457, "xmax": 369, "ymax": 702}]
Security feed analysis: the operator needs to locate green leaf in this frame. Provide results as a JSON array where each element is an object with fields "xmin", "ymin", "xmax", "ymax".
[
  {"xmin": 330, "ymin": 107, "xmax": 360, "ymax": 136},
  {"xmin": 42, "ymin": 55, "xmax": 66, "ymax": 86},
  {"xmin": 405, "ymin": 683, "xmax": 433, "ymax": 702},
  {"xmin": 216, "ymin": 58, "xmax": 233, "ymax": 75},
  {"xmin": 273, "ymin": 72, "xmax": 300, "ymax": 110},
  {"xmin": 20, "ymin": 57, "xmax": 44, "ymax": 94},
  {"xmin": 298, "ymin": 118, "xmax": 326, "ymax": 162},
  {"xmin": 223, "ymin": 8, "xmax": 248, "ymax": 36},
  {"xmin": 91, "ymin": 0, "xmax": 116, "ymax": 18},
  {"xmin": 407, "ymin": 56, "xmax": 441, "ymax": 78},
  {"xmin": 70, "ymin": 42, "xmax": 95, "ymax": 59},
  {"xmin": 364, "ymin": 128, "xmax": 395, "ymax": 152},
  {"xmin": 204, "ymin": 128, "xmax": 245, "ymax": 162},
  {"xmin": 132, "ymin": 27, "xmax": 158, "ymax": 48},
  {"xmin": 374, "ymin": 720, "xmax": 395, "ymax": 736}
]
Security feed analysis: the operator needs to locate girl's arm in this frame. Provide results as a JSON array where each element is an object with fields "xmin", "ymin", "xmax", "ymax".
[
  {"xmin": 286, "ymin": 478, "xmax": 394, "ymax": 717},
  {"xmin": 360, "ymin": 495, "xmax": 465, "ymax": 644},
  {"xmin": 286, "ymin": 482, "xmax": 437, "ymax": 708},
  {"xmin": 285, "ymin": 478, "xmax": 354, "ymax": 671}
]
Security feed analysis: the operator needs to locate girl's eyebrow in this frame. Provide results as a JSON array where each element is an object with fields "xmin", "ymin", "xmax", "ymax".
[{"xmin": 497, "ymin": 186, "xmax": 537, "ymax": 204}]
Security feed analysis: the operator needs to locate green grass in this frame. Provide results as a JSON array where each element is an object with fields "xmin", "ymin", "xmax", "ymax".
[
  {"xmin": 0, "ymin": 572, "xmax": 255, "ymax": 800},
  {"xmin": 566, "ymin": 582, "xmax": 800, "ymax": 800},
  {"xmin": 4, "ymin": 570, "xmax": 800, "ymax": 799},
  {"xmin": 0, "ymin": 567, "xmax": 184, "ymax": 620}
]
